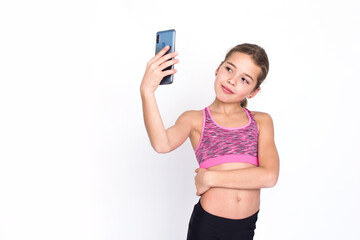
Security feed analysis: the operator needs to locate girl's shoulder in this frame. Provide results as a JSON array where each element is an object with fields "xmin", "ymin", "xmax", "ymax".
[
  {"xmin": 248, "ymin": 110, "xmax": 272, "ymax": 119},
  {"xmin": 248, "ymin": 110, "xmax": 274, "ymax": 132},
  {"xmin": 180, "ymin": 109, "xmax": 203, "ymax": 123},
  {"xmin": 177, "ymin": 109, "xmax": 203, "ymax": 130}
]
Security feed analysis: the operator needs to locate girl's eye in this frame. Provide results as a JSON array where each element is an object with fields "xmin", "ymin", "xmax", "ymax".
[
  {"xmin": 226, "ymin": 67, "xmax": 232, "ymax": 73},
  {"xmin": 241, "ymin": 77, "xmax": 249, "ymax": 84}
]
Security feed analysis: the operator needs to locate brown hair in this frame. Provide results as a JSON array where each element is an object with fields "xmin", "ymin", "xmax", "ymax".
[{"xmin": 222, "ymin": 43, "xmax": 269, "ymax": 107}]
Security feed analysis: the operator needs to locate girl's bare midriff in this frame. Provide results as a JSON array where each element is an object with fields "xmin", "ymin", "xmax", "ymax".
[
  {"xmin": 200, "ymin": 162, "xmax": 260, "ymax": 220},
  {"xmin": 190, "ymin": 109, "xmax": 260, "ymax": 220}
]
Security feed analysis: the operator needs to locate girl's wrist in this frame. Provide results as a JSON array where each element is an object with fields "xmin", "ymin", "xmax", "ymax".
[
  {"xmin": 140, "ymin": 85, "xmax": 154, "ymax": 97},
  {"xmin": 205, "ymin": 170, "xmax": 216, "ymax": 188}
]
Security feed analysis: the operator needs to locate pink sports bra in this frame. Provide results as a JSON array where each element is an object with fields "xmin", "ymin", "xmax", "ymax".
[{"xmin": 194, "ymin": 106, "xmax": 259, "ymax": 169}]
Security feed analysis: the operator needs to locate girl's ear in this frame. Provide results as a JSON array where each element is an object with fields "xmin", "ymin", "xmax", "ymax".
[
  {"xmin": 250, "ymin": 86, "xmax": 261, "ymax": 98},
  {"xmin": 215, "ymin": 62, "xmax": 223, "ymax": 76}
]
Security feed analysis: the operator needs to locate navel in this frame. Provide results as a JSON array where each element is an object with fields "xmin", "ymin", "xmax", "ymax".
[{"xmin": 237, "ymin": 193, "xmax": 242, "ymax": 202}]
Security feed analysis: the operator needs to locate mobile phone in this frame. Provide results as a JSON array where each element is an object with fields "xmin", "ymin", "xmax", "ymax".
[{"xmin": 155, "ymin": 29, "xmax": 176, "ymax": 85}]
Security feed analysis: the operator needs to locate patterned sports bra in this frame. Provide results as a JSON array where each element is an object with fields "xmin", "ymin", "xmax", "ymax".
[{"xmin": 194, "ymin": 106, "xmax": 259, "ymax": 169}]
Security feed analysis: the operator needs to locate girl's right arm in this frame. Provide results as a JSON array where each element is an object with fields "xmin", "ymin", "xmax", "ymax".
[{"xmin": 140, "ymin": 46, "xmax": 190, "ymax": 153}]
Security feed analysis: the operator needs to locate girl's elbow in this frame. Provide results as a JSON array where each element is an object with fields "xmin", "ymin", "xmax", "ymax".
[
  {"xmin": 152, "ymin": 142, "xmax": 171, "ymax": 154},
  {"xmin": 265, "ymin": 173, "xmax": 279, "ymax": 188},
  {"xmin": 154, "ymin": 145, "xmax": 171, "ymax": 154}
]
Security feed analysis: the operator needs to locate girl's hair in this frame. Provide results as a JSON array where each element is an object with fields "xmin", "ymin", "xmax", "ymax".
[{"xmin": 222, "ymin": 43, "xmax": 269, "ymax": 108}]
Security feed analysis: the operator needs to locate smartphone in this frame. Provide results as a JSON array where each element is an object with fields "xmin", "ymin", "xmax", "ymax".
[{"xmin": 155, "ymin": 29, "xmax": 176, "ymax": 85}]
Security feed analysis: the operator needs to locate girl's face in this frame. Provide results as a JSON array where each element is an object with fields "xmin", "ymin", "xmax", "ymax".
[{"xmin": 214, "ymin": 52, "xmax": 261, "ymax": 104}]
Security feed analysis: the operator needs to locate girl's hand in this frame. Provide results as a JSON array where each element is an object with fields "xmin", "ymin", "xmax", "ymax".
[
  {"xmin": 140, "ymin": 46, "xmax": 179, "ymax": 94},
  {"xmin": 194, "ymin": 168, "xmax": 211, "ymax": 196}
]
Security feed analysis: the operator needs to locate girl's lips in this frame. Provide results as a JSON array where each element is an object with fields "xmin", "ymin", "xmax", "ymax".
[{"xmin": 221, "ymin": 85, "xmax": 233, "ymax": 94}]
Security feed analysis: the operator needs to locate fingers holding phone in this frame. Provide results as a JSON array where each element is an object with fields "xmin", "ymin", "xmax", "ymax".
[
  {"xmin": 158, "ymin": 49, "xmax": 179, "ymax": 74},
  {"xmin": 140, "ymin": 46, "xmax": 179, "ymax": 94},
  {"xmin": 151, "ymin": 45, "xmax": 172, "ymax": 64}
]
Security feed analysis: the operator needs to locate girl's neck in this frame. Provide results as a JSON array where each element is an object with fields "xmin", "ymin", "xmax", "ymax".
[{"xmin": 209, "ymin": 99, "xmax": 244, "ymax": 115}]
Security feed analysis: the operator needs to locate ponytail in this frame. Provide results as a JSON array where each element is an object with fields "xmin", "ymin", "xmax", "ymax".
[{"xmin": 240, "ymin": 98, "xmax": 248, "ymax": 108}]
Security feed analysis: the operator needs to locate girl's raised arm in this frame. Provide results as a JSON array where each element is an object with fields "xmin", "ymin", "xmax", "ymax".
[{"xmin": 140, "ymin": 46, "xmax": 190, "ymax": 153}]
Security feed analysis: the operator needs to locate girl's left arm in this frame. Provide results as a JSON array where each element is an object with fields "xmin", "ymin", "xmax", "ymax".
[{"xmin": 195, "ymin": 112, "xmax": 279, "ymax": 195}]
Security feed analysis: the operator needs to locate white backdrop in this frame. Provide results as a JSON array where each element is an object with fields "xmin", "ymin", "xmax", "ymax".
[{"xmin": 1, "ymin": 0, "xmax": 360, "ymax": 239}]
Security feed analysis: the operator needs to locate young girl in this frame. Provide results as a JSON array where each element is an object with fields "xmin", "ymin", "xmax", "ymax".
[{"xmin": 140, "ymin": 43, "xmax": 279, "ymax": 240}]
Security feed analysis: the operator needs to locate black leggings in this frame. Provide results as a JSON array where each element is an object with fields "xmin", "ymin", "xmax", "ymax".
[{"xmin": 186, "ymin": 199, "xmax": 259, "ymax": 240}]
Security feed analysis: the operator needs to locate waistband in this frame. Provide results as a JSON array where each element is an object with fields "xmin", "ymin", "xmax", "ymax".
[{"xmin": 195, "ymin": 199, "xmax": 259, "ymax": 224}]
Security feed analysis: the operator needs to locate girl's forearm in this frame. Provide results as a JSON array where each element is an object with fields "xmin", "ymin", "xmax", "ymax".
[
  {"xmin": 140, "ymin": 90, "xmax": 170, "ymax": 153},
  {"xmin": 207, "ymin": 166, "xmax": 277, "ymax": 190}
]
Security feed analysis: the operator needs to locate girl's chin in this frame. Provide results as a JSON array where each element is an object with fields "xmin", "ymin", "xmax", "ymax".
[{"xmin": 215, "ymin": 95, "xmax": 242, "ymax": 104}]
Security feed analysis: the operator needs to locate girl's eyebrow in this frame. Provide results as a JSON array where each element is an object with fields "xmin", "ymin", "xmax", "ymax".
[{"xmin": 226, "ymin": 61, "xmax": 255, "ymax": 82}]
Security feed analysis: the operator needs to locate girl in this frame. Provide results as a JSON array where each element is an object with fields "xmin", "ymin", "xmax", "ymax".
[{"xmin": 140, "ymin": 43, "xmax": 279, "ymax": 240}]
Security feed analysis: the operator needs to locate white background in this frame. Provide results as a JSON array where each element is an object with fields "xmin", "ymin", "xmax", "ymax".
[{"xmin": 1, "ymin": 0, "xmax": 360, "ymax": 239}]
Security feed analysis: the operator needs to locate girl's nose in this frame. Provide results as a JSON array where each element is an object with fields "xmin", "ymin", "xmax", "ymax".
[{"xmin": 228, "ymin": 78, "xmax": 236, "ymax": 86}]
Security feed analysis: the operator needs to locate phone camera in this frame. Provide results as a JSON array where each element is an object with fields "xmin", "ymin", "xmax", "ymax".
[{"xmin": 156, "ymin": 35, "xmax": 159, "ymax": 43}]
